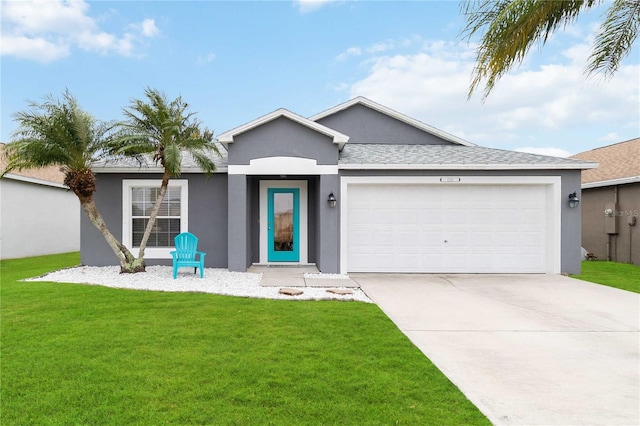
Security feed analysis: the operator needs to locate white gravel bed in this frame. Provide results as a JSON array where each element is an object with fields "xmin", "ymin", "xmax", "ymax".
[{"xmin": 25, "ymin": 265, "xmax": 372, "ymax": 302}]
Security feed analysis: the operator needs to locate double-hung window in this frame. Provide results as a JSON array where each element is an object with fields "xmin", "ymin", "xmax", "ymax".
[{"xmin": 123, "ymin": 180, "xmax": 188, "ymax": 258}]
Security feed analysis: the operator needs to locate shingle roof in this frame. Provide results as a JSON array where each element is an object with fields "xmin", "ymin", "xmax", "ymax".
[
  {"xmin": 91, "ymin": 145, "xmax": 229, "ymax": 173},
  {"xmin": 339, "ymin": 144, "xmax": 595, "ymax": 170},
  {"xmin": 569, "ymin": 138, "xmax": 640, "ymax": 184},
  {"xmin": 0, "ymin": 143, "xmax": 67, "ymax": 185}
]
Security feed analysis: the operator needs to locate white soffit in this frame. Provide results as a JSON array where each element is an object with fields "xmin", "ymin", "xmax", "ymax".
[
  {"xmin": 217, "ymin": 108, "xmax": 349, "ymax": 148},
  {"xmin": 309, "ymin": 96, "xmax": 476, "ymax": 147},
  {"xmin": 582, "ymin": 176, "xmax": 640, "ymax": 189}
]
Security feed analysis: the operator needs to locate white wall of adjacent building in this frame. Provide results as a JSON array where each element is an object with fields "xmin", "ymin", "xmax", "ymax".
[{"xmin": 0, "ymin": 176, "xmax": 80, "ymax": 259}]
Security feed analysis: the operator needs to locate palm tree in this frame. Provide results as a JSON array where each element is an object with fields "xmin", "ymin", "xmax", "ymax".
[
  {"xmin": 112, "ymin": 87, "xmax": 220, "ymax": 272},
  {"xmin": 1, "ymin": 90, "xmax": 137, "ymax": 271},
  {"xmin": 461, "ymin": 0, "xmax": 640, "ymax": 99}
]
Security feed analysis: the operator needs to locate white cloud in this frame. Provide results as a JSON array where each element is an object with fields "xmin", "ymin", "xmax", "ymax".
[
  {"xmin": 2, "ymin": 0, "xmax": 95, "ymax": 35},
  {"xmin": 0, "ymin": 34, "xmax": 70, "ymax": 61},
  {"xmin": 197, "ymin": 52, "xmax": 217, "ymax": 64},
  {"xmin": 140, "ymin": 19, "xmax": 159, "ymax": 38},
  {"xmin": 516, "ymin": 147, "xmax": 572, "ymax": 158},
  {"xmin": 336, "ymin": 38, "xmax": 417, "ymax": 62},
  {"xmin": 76, "ymin": 30, "xmax": 135, "ymax": 56},
  {"xmin": 367, "ymin": 41, "xmax": 396, "ymax": 54},
  {"xmin": 295, "ymin": 0, "xmax": 337, "ymax": 14},
  {"xmin": 336, "ymin": 47, "xmax": 361, "ymax": 61},
  {"xmin": 343, "ymin": 36, "xmax": 639, "ymax": 152},
  {"xmin": 598, "ymin": 132, "xmax": 620, "ymax": 143},
  {"xmin": 0, "ymin": 0, "xmax": 158, "ymax": 62}
]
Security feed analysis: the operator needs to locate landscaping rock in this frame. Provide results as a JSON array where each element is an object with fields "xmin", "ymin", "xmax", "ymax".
[
  {"xmin": 279, "ymin": 288, "xmax": 304, "ymax": 296},
  {"xmin": 326, "ymin": 289, "xmax": 353, "ymax": 295}
]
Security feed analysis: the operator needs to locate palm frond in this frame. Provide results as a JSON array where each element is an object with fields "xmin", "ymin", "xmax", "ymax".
[
  {"xmin": 587, "ymin": 0, "xmax": 640, "ymax": 77},
  {"xmin": 190, "ymin": 149, "xmax": 218, "ymax": 177},
  {"xmin": 3, "ymin": 90, "xmax": 110, "ymax": 176},
  {"xmin": 163, "ymin": 143, "xmax": 182, "ymax": 176},
  {"xmin": 115, "ymin": 87, "xmax": 220, "ymax": 175},
  {"xmin": 462, "ymin": 0, "xmax": 605, "ymax": 99}
]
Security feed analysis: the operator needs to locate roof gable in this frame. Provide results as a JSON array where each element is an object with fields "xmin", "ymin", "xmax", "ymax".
[
  {"xmin": 309, "ymin": 96, "xmax": 475, "ymax": 147},
  {"xmin": 570, "ymin": 138, "xmax": 640, "ymax": 185},
  {"xmin": 217, "ymin": 108, "xmax": 349, "ymax": 149}
]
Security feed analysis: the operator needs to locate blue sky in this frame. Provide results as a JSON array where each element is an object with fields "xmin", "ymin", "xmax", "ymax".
[{"xmin": 2, "ymin": 0, "xmax": 638, "ymax": 156}]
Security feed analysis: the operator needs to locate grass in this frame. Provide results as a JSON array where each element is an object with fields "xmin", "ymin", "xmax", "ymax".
[
  {"xmin": 571, "ymin": 261, "xmax": 640, "ymax": 294},
  {"xmin": 1, "ymin": 253, "xmax": 488, "ymax": 425}
]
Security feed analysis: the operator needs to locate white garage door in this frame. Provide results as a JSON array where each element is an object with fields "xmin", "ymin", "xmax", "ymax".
[{"xmin": 346, "ymin": 183, "xmax": 549, "ymax": 273}]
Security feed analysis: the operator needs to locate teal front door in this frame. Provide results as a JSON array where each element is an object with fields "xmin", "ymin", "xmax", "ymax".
[{"xmin": 268, "ymin": 188, "xmax": 300, "ymax": 262}]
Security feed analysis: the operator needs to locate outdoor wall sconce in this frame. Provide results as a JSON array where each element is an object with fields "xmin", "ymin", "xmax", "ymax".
[
  {"xmin": 568, "ymin": 192, "xmax": 580, "ymax": 208},
  {"xmin": 327, "ymin": 192, "xmax": 337, "ymax": 208}
]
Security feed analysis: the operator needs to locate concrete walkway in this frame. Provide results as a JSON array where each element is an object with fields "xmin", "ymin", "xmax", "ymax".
[
  {"xmin": 248, "ymin": 265, "xmax": 359, "ymax": 288},
  {"xmin": 353, "ymin": 273, "xmax": 640, "ymax": 426}
]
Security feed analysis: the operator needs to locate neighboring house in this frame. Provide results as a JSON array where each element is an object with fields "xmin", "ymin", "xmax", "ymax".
[
  {"xmin": 570, "ymin": 138, "xmax": 640, "ymax": 265},
  {"xmin": 0, "ymin": 143, "xmax": 80, "ymax": 259},
  {"xmin": 85, "ymin": 97, "xmax": 595, "ymax": 274}
]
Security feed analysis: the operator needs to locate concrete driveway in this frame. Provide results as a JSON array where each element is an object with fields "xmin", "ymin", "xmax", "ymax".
[{"xmin": 353, "ymin": 274, "xmax": 640, "ymax": 426}]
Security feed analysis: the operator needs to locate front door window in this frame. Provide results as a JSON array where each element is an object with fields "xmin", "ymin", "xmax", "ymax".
[{"xmin": 268, "ymin": 188, "xmax": 299, "ymax": 262}]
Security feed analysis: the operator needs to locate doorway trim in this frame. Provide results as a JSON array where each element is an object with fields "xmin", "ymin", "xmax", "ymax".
[{"xmin": 259, "ymin": 180, "xmax": 308, "ymax": 264}]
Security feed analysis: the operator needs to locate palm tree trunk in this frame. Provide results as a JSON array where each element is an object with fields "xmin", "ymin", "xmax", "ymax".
[
  {"xmin": 136, "ymin": 168, "xmax": 172, "ymax": 262},
  {"xmin": 79, "ymin": 196, "xmax": 143, "ymax": 273}
]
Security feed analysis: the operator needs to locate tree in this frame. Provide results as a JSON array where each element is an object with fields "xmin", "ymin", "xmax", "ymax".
[
  {"xmin": 111, "ymin": 87, "xmax": 220, "ymax": 273},
  {"xmin": 461, "ymin": 0, "xmax": 640, "ymax": 99},
  {"xmin": 1, "ymin": 90, "xmax": 138, "ymax": 271}
]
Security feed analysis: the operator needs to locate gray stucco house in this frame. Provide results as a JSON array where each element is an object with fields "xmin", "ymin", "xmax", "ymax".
[{"xmin": 84, "ymin": 97, "xmax": 595, "ymax": 274}]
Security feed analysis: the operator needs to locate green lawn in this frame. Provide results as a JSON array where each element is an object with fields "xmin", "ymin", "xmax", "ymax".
[
  {"xmin": 571, "ymin": 261, "xmax": 640, "ymax": 294},
  {"xmin": 1, "ymin": 253, "xmax": 488, "ymax": 425}
]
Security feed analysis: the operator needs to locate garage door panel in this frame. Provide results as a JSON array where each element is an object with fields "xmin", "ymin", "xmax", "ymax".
[
  {"xmin": 469, "ymin": 210, "xmax": 495, "ymax": 226},
  {"xmin": 396, "ymin": 210, "xmax": 421, "ymax": 224},
  {"xmin": 468, "ymin": 232, "xmax": 495, "ymax": 248},
  {"xmin": 446, "ymin": 209, "xmax": 470, "ymax": 225},
  {"xmin": 347, "ymin": 183, "xmax": 549, "ymax": 273},
  {"xmin": 395, "ymin": 231, "xmax": 426, "ymax": 247},
  {"xmin": 495, "ymin": 231, "xmax": 521, "ymax": 247},
  {"xmin": 421, "ymin": 212, "xmax": 445, "ymax": 225},
  {"xmin": 517, "ymin": 232, "xmax": 544, "ymax": 248}
]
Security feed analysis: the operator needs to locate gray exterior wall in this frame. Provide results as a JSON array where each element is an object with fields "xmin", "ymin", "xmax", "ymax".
[
  {"xmin": 317, "ymin": 174, "xmax": 340, "ymax": 272},
  {"xmin": 228, "ymin": 117, "xmax": 339, "ymax": 165},
  {"xmin": 560, "ymin": 171, "xmax": 584, "ymax": 274},
  {"xmin": 316, "ymin": 104, "xmax": 452, "ymax": 145},
  {"xmin": 339, "ymin": 168, "xmax": 584, "ymax": 275},
  {"xmin": 581, "ymin": 183, "xmax": 639, "ymax": 265},
  {"xmin": 81, "ymin": 173, "xmax": 125, "ymax": 266},
  {"xmin": 227, "ymin": 174, "xmax": 249, "ymax": 271},
  {"xmin": 81, "ymin": 173, "xmax": 228, "ymax": 267},
  {"xmin": 249, "ymin": 177, "xmax": 260, "ymax": 264}
]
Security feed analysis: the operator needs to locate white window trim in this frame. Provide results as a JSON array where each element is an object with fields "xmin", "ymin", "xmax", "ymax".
[
  {"xmin": 259, "ymin": 180, "xmax": 308, "ymax": 264},
  {"xmin": 339, "ymin": 176, "xmax": 561, "ymax": 274},
  {"xmin": 122, "ymin": 179, "xmax": 189, "ymax": 259}
]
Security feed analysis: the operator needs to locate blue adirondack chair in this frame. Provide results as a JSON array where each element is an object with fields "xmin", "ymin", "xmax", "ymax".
[{"xmin": 170, "ymin": 232, "xmax": 206, "ymax": 279}]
